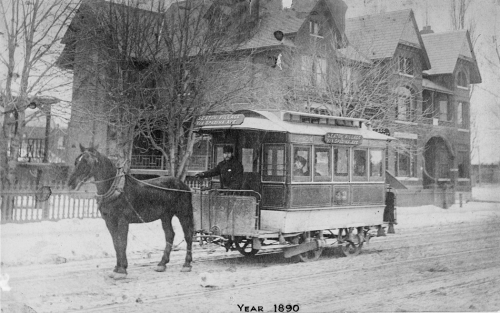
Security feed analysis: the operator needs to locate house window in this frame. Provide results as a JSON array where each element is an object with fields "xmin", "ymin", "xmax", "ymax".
[
  {"xmin": 341, "ymin": 66, "xmax": 354, "ymax": 94},
  {"xmin": 438, "ymin": 149, "xmax": 450, "ymax": 178},
  {"xmin": 457, "ymin": 71, "xmax": 468, "ymax": 88},
  {"xmin": 309, "ymin": 21, "xmax": 321, "ymax": 36},
  {"xmin": 301, "ymin": 55, "xmax": 327, "ymax": 88},
  {"xmin": 422, "ymin": 90, "xmax": 434, "ymax": 118},
  {"xmin": 395, "ymin": 139, "xmax": 417, "ymax": 177},
  {"xmin": 189, "ymin": 136, "xmax": 211, "ymax": 171},
  {"xmin": 439, "ymin": 98, "xmax": 453, "ymax": 122},
  {"xmin": 457, "ymin": 102, "xmax": 469, "ymax": 128},
  {"xmin": 301, "ymin": 55, "xmax": 313, "ymax": 85},
  {"xmin": 57, "ymin": 137, "xmax": 64, "ymax": 150},
  {"xmin": 263, "ymin": 144, "xmax": 285, "ymax": 182},
  {"xmin": 398, "ymin": 56, "xmax": 414, "ymax": 76},
  {"xmin": 457, "ymin": 146, "xmax": 469, "ymax": 178},
  {"xmin": 396, "ymin": 86, "xmax": 416, "ymax": 121},
  {"xmin": 315, "ymin": 57, "xmax": 327, "ymax": 88}
]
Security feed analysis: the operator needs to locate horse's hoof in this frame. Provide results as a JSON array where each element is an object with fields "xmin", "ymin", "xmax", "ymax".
[
  {"xmin": 155, "ymin": 265, "xmax": 167, "ymax": 272},
  {"xmin": 181, "ymin": 266, "xmax": 192, "ymax": 272},
  {"xmin": 113, "ymin": 272, "xmax": 127, "ymax": 280},
  {"xmin": 108, "ymin": 272, "xmax": 116, "ymax": 278}
]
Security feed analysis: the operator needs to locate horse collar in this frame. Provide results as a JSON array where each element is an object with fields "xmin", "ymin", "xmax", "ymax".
[{"xmin": 95, "ymin": 169, "xmax": 125, "ymax": 205}]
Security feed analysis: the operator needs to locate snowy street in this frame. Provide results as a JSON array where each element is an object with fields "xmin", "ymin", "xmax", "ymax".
[{"xmin": 1, "ymin": 185, "xmax": 499, "ymax": 312}]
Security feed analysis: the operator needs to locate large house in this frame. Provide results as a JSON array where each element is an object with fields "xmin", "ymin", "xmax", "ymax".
[{"xmin": 58, "ymin": 0, "xmax": 481, "ymax": 201}]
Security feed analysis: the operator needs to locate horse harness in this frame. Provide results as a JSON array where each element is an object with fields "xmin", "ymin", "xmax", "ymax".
[
  {"xmin": 93, "ymin": 169, "xmax": 193, "ymax": 218},
  {"xmin": 95, "ymin": 168, "xmax": 126, "ymax": 206}
]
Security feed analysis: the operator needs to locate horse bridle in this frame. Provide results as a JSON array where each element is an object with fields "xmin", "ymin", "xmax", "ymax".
[
  {"xmin": 75, "ymin": 150, "xmax": 127, "ymax": 203},
  {"xmin": 74, "ymin": 151, "xmax": 98, "ymax": 190}
]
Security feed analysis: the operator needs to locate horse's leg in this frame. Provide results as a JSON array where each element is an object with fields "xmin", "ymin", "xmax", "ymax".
[
  {"xmin": 155, "ymin": 215, "xmax": 175, "ymax": 272},
  {"xmin": 105, "ymin": 216, "xmax": 129, "ymax": 279},
  {"xmin": 178, "ymin": 213, "xmax": 193, "ymax": 272}
]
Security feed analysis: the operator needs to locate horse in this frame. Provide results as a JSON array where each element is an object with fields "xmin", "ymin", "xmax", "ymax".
[{"xmin": 67, "ymin": 144, "xmax": 194, "ymax": 279}]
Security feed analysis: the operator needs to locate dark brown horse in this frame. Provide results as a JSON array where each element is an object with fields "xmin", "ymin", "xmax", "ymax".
[{"xmin": 68, "ymin": 145, "xmax": 194, "ymax": 279}]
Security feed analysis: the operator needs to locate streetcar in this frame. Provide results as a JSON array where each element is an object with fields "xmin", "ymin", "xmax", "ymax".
[{"xmin": 191, "ymin": 109, "xmax": 393, "ymax": 261}]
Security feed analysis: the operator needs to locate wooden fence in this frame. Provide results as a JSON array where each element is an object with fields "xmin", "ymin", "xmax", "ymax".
[
  {"xmin": 394, "ymin": 188, "xmax": 456, "ymax": 208},
  {"xmin": 0, "ymin": 177, "xmax": 211, "ymax": 224},
  {"xmin": 1, "ymin": 181, "xmax": 99, "ymax": 224}
]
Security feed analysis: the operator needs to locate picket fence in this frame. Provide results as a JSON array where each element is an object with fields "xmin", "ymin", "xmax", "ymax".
[
  {"xmin": 0, "ymin": 181, "xmax": 99, "ymax": 224},
  {"xmin": 0, "ymin": 177, "xmax": 210, "ymax": 224}
]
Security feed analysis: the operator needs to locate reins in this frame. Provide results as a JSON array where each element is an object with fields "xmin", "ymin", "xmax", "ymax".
[{"xmin": 127, "ymin": 174, "xmax": 194, "ymax": 193}]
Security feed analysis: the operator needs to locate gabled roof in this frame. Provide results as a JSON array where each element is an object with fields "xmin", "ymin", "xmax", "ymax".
[
  {"xmin": 421, "ymin": 30, "xmax": 481, "ymax": 83},
  {"xmin": 239, "ymin": 10, "xmax": 303, "ymax": 50},
  {"xmin": 422, "ymin": 79, "xmax": 453, "ymax": 94},
  {"xmin": 337, "ymin": 45, "xmax": 372, "ymax": 64},
  {"xmin": 345, "ymin": 9, "xmax": 430, "ymax": 69}
]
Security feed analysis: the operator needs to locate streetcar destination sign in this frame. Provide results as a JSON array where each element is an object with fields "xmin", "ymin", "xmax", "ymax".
[
  {"xmin": 195, "ymin": 114, "xmax": 245, "ymax": 126},
  {"xmin": 324, "ymin": 133, "xmax": 363, "ymax": 145}
]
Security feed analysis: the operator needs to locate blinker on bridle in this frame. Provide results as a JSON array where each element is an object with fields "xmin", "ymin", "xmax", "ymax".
[{"xmin": 74, "ymin": 150, "xmax": 100, "ymax": 189}]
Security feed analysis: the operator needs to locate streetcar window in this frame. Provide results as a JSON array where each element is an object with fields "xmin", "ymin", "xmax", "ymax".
[
  {"xmin": 353, "ymin": 149, "xmax": 368, "ymax": 180},
  {"xmin": 314, "ymin": 146, "xmax": 331, "ymax": 182},
  {"xmin": 334, "ymin": 148, "xmax": 349, "ymax": 180},
  {"xmin": 241, "ymin": 148, "xmax": 254, "ymax": 172},
  {"xmin": 293, "ymin": 146, "xmax": 311, "ymax": 182},
  {"xmin": 370, "ymin": 149, "xmax": 384, "ymax": 179},
  {"xmin": 263, "ymin": 144, "xmax": 285, "ymax": 182},
  {"xmin": 214, "ymin": 145, "xmax": 226, "ymax": 164}
]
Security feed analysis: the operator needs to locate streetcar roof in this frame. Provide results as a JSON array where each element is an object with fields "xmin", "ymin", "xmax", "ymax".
[{"xmin": 196, "ymin": 110, "xmax": 393, "ymax": 141}]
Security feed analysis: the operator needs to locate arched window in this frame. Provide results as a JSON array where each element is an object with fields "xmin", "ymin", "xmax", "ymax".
[
  {"xmin": 395, "ymin": 86, "xmax": 416, "ymax": 121},
  {"xmin": 457, "ymin": 71, "xmax": 468, "ymax": 88}
]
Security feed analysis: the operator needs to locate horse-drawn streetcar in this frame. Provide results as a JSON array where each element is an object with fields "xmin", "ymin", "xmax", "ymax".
[
  {"xmin": 68, "ymin": 109, "xmax": 394, "ymax": 279},
  {"xmin": 192, "ymin": 109, "xmax": 393, "ymax": 261}
]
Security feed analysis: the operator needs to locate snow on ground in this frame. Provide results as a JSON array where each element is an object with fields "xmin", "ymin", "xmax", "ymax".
[
  {"xmin": 1, "ymin": 185, "xmax": 499, "ymax": 268},
  {"xmin": 472, "ymin": 183, "xmax": 500, "ymax": 202}
]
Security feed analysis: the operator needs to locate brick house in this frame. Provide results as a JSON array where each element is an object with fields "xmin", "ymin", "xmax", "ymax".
[
  {"xmin": 59, "ymin": 0, "xmax": 480, "ymax": 200},
  {"xmin": 344, "ymin": 10, "xmax": 480, "ymax": 197},
  {"xmin": 420, "ymin": 29, "xmax": 481, "ymax": 195}
]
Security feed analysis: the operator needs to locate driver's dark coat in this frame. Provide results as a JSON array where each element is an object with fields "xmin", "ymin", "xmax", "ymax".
[{"xmin": 198, "ymin": 157, "xmax": 243, "ymax": 189}]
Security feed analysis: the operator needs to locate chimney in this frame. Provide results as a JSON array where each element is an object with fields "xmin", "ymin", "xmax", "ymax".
[
  {"xmin": 291, "ymin": 0, "xmax": 317, "ymax": 18},
  {"xmin": 250, "ymin": 0, "xmax": 260, "ymax": 21},
  {"xmin": 420, "ymin": 25, "xmax": 434, "ymax": 35},
  {"xmin": 329, "ymin": 0, "xmax": 348, "ymax": 35}
]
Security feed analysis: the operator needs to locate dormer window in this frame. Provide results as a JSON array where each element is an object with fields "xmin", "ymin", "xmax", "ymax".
[
  {"xmin": 309, "ymin": 21, "xmax": 322, "ymax": 37},
  {"xmin": 398, "ymin": 56, "xmax": 414, "ymax": 76},
  {"xmin": 457, "ymin": 71, "xmax": 468, "ymax": 88}
]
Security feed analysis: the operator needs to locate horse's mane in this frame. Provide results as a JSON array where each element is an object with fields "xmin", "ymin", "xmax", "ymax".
[{"xmin": 83, "ymin": 146, "xmax": 115, "ymax": 170}]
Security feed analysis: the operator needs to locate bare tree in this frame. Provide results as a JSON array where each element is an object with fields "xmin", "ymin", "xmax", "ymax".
[
  {"xmin": 0, "ymin": 0, "xmax": 80, "ymax": 186},
  {"xmin": 70, "ymin": 0, "xmax": 274, "ymax": 179},
  {"xmin": 450, "ymin": 0, "xmax": 475, "ymax": 30},
  {"xmin": 276, "ymin": 33, "xmax": 431, "ymax": 162}
]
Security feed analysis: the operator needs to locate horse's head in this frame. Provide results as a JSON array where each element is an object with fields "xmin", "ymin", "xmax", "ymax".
[{"xmin": 68, "ymin": 144, "xmax": 101, "ymax": 190}]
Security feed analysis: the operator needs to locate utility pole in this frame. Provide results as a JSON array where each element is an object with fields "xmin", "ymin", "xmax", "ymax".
[{"xmin": 478, "ymin": 145, "xmax": 481, "ymax": 186}]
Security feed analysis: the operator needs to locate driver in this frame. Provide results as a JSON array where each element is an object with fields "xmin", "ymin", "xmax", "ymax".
[{"xmin": 195, "ymin": 145, "xmax": 243, "ymax": 189}]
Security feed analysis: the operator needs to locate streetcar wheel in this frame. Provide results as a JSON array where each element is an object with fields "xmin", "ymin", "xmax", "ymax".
[
  {"xmin": 340, "ymin": 234, "xmax": 363, "ymax": 257},
  {"xmin": 234, "ymin": 237, "xmax": 259, "ymax": 256},
  {"xmin": 291, "ymin": 233, "xmax": 323, "ymax": 262}
]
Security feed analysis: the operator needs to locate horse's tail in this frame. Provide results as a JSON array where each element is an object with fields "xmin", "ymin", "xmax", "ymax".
[{"xmin": 177, "ymin": 179, "xmax": 195, "ymax": 237}]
